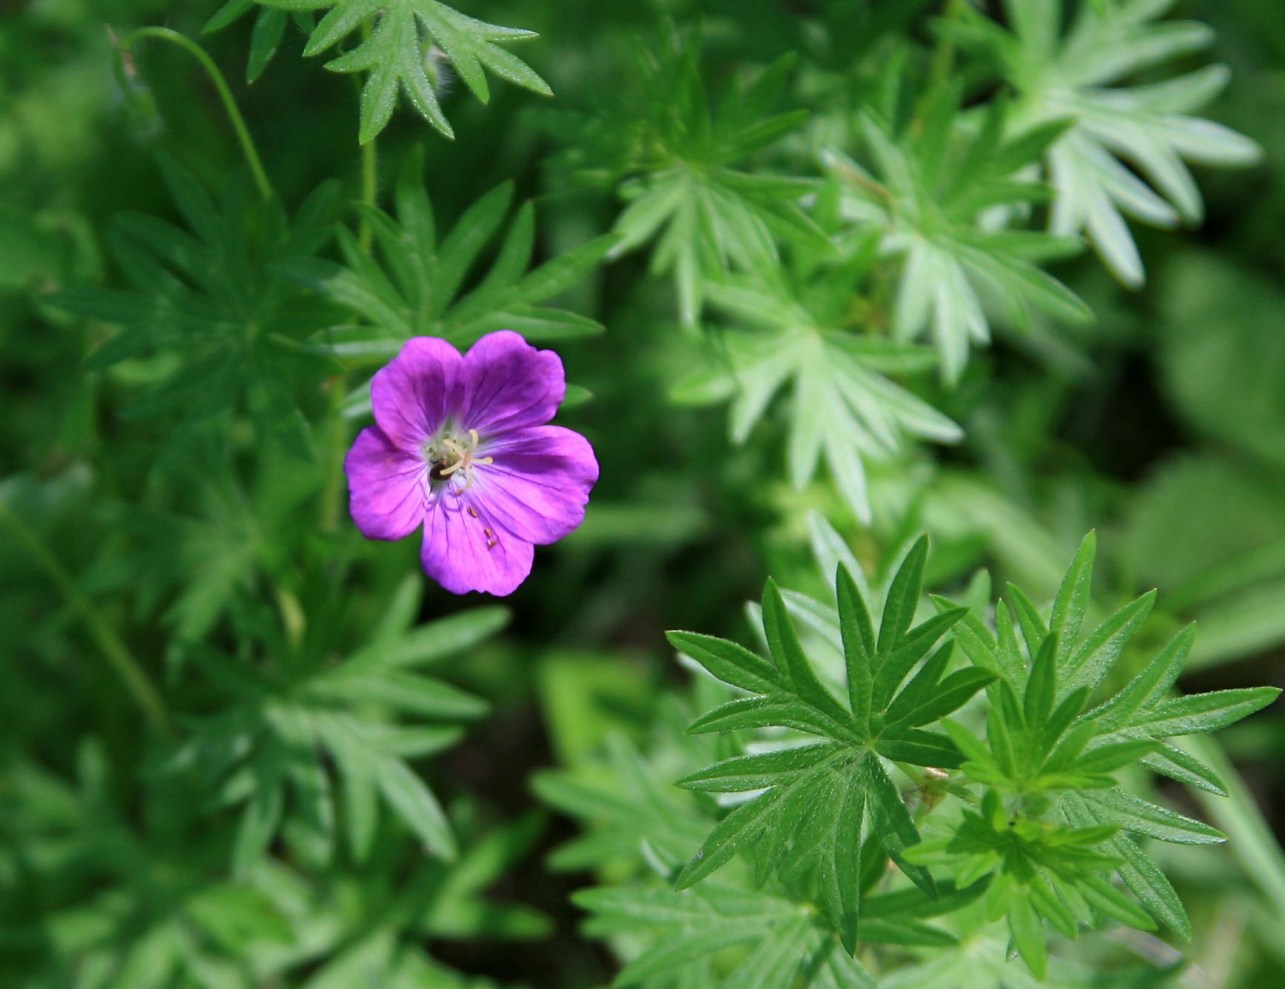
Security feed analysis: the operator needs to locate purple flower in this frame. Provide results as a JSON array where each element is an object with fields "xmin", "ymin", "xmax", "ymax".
[{"xmin": 344, "ymin": 331, "xmax": 598, "ymax": 595}]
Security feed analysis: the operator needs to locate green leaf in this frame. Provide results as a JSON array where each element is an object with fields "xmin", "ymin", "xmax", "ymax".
[
  {"xmin": 251, "ymin": 0, "xmax": 549, "ymax": 142},
  {"xmin": 1142, "ymin": 742, "xmax": 1227, "ymax": 796},
  {"xmin": 1130, "ymin": 687, "xmax": 1279, "ymax": 737},
  {"xmin": 678, "ymin": 744, "xmax": 836, "ymax": 793},
  {"xmin": 877, "ymin": 730, "xmax": 964, "ymax": 768},
  {"xmin": 669, "ymin": 543, "xmax": 974, "ymax": 898},
  {"xmin": 603, "ymin": 50, "xmax": 825, "ymax": 325},
  {"xmin": 247, "ymin": 6, "xmax": 288, "ymax": 82},
  {"xmin": 346, "ymin": 603, "xmax": 509, "ymax": 671},
  {"xmin": 165, "ymin": 599, "xmax": 503, "ymax": 871},
  {"xmin": 687, "ymin": 695, "xmax": 850, "ymax": 740},
  {"xmin": 762, "ymin": 579, "xmax": 854, "ymax": 729},
  {"xmin": 971, "ymin": 0, "xmax": 1261, "ymax": 284},
  {"xmin": 839, "ymin": 564, "xmax": 877, "ymax": 732},
  {"xmin": 1089, "ymin": 624, "xmax": 1194, "ymax": 730},
  {"xmin": 370, "ymin": 751, "xmax": 455, "ymax": 859},
  {"xmin": 674, "ymin": 788, "xmax": 785, "ymax": 890},
  {"xmin": 1081, "ymin": 789, "xmax": 1223, "ymax": 845},
  {"xmin": 1064, "ymin": 590, "xmax": 1156, "ymax": 695},
  {"xmin": 678, "ymin": 306, "xmax": 959, "ymax": 521},
  {"xmin": 1074, "ymin": 738, "xmax": 1157, "ymax": 775},
  {"xmin": 1005, "ymin": 583, "xmax": 1049, "ymax": 657},
  {"xmin": 307, "ymin": 670, "xmax": 488, "ymax": 720},
  {"xmin": 822, "ymin": 781, "xmax": 866, "ymax": 953},
  {"xmin": 824, "ymin": 97, "xmax": 1089, "ymax": 381},
  {"xmin": 577, "ymin": 884, "xmax": 813, "ymax": 988},
  {"xmin": 1023, "ymin": 634, "xmax": 1057, "ymax": 727},
  {"xmin": 884, "ymin": 657, "xmax": 993, "ymax": 731},
  {"xmin": 534, "ymin": 731, "xmax": 713, "ymax": 875},
  {"xmin": 878, "ymin": 537, "xmax": 929, "ymax": 656},
  {"xmin": 302, "ymin": 159, "xmax": 606, "ymax": 358},
  {"xmin": 865, "ymin": 759, "xmax": 935, "ymax": 896},
  {"xmin": 51, "ymin": 162, "xmax": 342, "ymax": 453},
  {"xmin": 1008, "ymin": 888, "xmax": 1047, "ymax": 979},
  {"xmin": 1064, "ymin": 791, "xmax": 1191, "ymax": 938},
  {"xmin": 876, "ymin": 608, "xmax": 967, "ymax": 706},
  {"xmin": 668, "ymin": 630, "xmax": 781, "ymax": 695},
  {"xmin": 204, "ymin": 0, "xmax": 257, "ymax": 33},
  {"xmin": 1049, "ymin": 531, "xmax": 1096, "ymax": 665}
]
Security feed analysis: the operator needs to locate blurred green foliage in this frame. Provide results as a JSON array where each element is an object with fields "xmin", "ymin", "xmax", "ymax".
[{"xmin": 1, "ymin": 1, "xmax": 1282, "ymax": 987}]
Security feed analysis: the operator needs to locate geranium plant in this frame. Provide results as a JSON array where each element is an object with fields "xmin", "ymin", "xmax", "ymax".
[{"xmin": 2, "ymin": 2, "xmax": 1282, "ymax": 987}]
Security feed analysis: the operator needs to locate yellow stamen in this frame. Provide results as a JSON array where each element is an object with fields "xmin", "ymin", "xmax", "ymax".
[{"xmin": 429, "ymin": 428, "xmax": 491, "ymax": 488}]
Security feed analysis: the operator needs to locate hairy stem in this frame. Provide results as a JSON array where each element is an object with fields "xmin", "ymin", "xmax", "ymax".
[{"xmin": 114, "ymin": 26, "xmax": 275, "ymax": 203}]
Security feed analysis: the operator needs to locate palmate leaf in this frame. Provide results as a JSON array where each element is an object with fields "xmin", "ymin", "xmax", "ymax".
[
  {"xmin": 941, "ymin": 533, "xmax": 1278, "ymax": 801},
  {"xmin": 168, "ymin": 582, "xmax": 507, "ymax": 868},
  {"xmin": 575, "ymin": 883, "xmax": 876, "ymax": 989},
  {"xmin": 203, "ymin": 0, "xmax": 315, "ymax": 83},
  {"xmin": 116, "ymin": 448, "xmax": 322, "ymax": 654},
  {"xmin": 605, "ymin": 50, "xmax": 827, "ymax": 325},
  {"xmin": 929, "ymin": 532, "xmax": 1279, "ymax": 950},
  {"xmin": 824, "ymin": 92, "xmax": 1091, "ymax": 382},
  {"xmin": 0, "ymin": 745, "xmax": 298, "ymax": 988},
  {"xmin": 532, "ymin": 729, "xmax": 714, "ymax": 875},
  {"xmin": 51, "ymin": 157, "xmax": 342, "ymax": 457},
  {"xmin": 215, "ymin": 0, "xmax": 551, "ymax": 142},
  {"xmin": 672, "ymin": 274, "xmax": 960, "ymax": 522},
  {"xmin": 954, "ymin": 0, "xmax": 1262, "ymax": 286},
  {"xmin": 284, "ymin": 148, "xmax": 611, "ymax": 383},
  {"xmin": 615, "ymin": 166, "xmax": 821, "ymax": 326},
  {"xmin": 906, "ymin": 790, "xmax": 1151, "ymax": 980},
  {"xmin": 667, "ymin": 540, "xmax": 991, "ymax": 951}
]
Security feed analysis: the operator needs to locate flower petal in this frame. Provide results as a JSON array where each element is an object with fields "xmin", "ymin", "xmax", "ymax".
[
  {"xmin": 469, "ymin": 425, "xmax": 599, "ymax": 545},
  {"xmin": 372, "ymin": 337, "xmax": 463, "ymax": 447},
  {"xmin": 345, "ymin": 427, "xmax": 428, "ymax": 541},
  {"xmin": 460, "ymin": 330, "xmax": 566, "ymax": 434},
  {"xmin": 420, "ymin": 495, "xmax": 535, "ymax": 596}
]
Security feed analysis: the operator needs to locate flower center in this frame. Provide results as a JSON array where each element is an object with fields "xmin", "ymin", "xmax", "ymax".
[{"xmin": 425, "ymin": 426, "xmax": 492, "ymax": 489}]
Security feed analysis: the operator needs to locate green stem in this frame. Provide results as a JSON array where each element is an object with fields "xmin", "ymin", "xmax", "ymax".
[
  {"xmin": 0, "ymin": 499, "xmax": 176, "ymax": 740},
  {"xmin": 319, "ymin": 378, "xmax": 348, "ymax": 534},
  {"xmin": 358, "ymin": 137, "xmax": 379, "ymax": 252},
  {"xmin": 114, "ymin": 26, "xmax": 275, "ymax": 203},
  {"xmin": 356, "ymin": 16, "xmax": 378, "ymax": 252},
  {"xmin": 930, "ymin": 0, "xmax": 968, "ymax": 83},
  {"xmin": 320, "ymin": 15, "xmax": 377, "ymax": 528}
]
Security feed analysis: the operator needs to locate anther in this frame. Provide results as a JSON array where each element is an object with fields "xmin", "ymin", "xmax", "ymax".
[{"xmin": 466, "ymin": 506, "xmax": 479, "ymax": 518}]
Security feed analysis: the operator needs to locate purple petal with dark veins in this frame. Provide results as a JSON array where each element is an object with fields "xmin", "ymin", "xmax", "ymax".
[
  {"xmin": 345, "ymin": 427, "xmax": 428, "ymax": 541},
  {"xmin": 459, "ymin": 331, "xmax": 565, "ymax": 435},
  {"xmin": 371, "ymin": 337, "xmax": 463, "ymax": 448},
  {"xmin": 420, "ymin": 494, "xmax": 535, "ymax": 596},
  {"xmin": 468, "ymin": 426, "xmax": 599, "ymax": 545}
]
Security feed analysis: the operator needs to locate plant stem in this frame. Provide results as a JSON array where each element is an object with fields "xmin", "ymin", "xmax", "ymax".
[
  {"xmin": 930, "ymin": 0, "xmax": 968, "ymax": 83},
  {"xmin": 356, "ymin": 16, "xmax": 379, "ymax": 252},
  {"xmin": 114, "ymin": 26, "xmax": 275, "ymax": 203},
  {"xmin": 359, "ymin": 137, "xmax": 379, "ymax": 252},
  {"xmin": 319, "ymin": 378, "xmax": 348, "ymax": 534},
  {"xmin": 0, "ymin": 499, "xmax": 176, "ymax": 740},
  {"xmin": 323, "ymin": 14, "xmax": 378, "ymax": 530}
]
